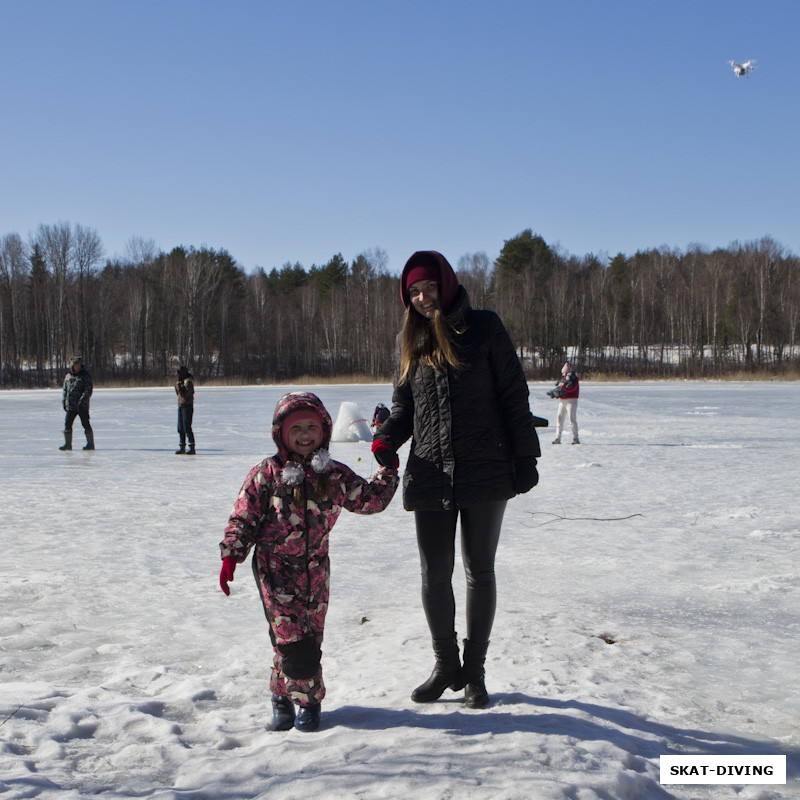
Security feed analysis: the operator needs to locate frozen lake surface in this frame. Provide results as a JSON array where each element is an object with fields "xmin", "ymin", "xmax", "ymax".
[{"xmin": 1, "ymin": 381, "xmax": 798, "ymax": 799}]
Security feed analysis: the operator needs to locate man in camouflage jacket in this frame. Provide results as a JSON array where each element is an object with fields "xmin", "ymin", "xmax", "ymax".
[{"xmin": 60, "ymin": 356, "xmax": 94, "ymax": 451}]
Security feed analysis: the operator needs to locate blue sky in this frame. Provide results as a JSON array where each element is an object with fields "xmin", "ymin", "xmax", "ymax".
[{"xmin": 2, "ymin": 0, "xmax": 797, "ymax": 274}]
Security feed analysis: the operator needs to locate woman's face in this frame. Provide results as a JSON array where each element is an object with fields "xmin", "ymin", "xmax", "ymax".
[{"xmin": 408, "ymin": 280, "xmax": 439, "ymax": 318}]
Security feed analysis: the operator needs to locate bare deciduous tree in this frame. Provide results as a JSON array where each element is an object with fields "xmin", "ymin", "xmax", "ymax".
[{"xmin": 0, "ymin": 221, "xmax": 798, "ymax": 385}]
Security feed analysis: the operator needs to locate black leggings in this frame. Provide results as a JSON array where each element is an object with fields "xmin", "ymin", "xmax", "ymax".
[{"xmin": 414, "ymin": 500, "xmax": 507, "ymax": 645}]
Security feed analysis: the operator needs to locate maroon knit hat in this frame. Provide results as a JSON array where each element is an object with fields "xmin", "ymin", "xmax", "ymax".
[
  {"xmin": 405, "ymin": 262, "xmax": 439, "ymax": 293},
  {"xmin": 400, "ymin": 251, "xmax": 459, "ymax": 312}
]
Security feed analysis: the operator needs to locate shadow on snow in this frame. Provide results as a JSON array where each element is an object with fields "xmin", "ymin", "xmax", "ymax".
[{"xmin": 331, "ymin": 693, "xmax": 799, "ymax": 779}]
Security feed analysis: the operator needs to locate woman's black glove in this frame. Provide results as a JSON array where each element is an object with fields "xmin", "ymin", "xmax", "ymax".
[{"xmin": 514, "ymin": 457, "xmax": 539, "ymax": 494}]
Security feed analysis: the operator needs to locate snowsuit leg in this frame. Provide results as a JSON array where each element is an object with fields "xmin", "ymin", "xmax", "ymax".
[
  {"xmin": 269, "ymin": 633, "xmax": 325, "ymax": 706},
  {"xmin": 251, "ymin": 551, "xmax": 328, "ymax": 707}
]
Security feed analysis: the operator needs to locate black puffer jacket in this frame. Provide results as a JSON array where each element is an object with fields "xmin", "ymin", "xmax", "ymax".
[{"xmin": 377, "ymin": 286, "xmax": 540, "ymax": 511}]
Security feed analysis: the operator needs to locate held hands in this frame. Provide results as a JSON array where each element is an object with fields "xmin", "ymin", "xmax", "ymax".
[
  {"xmin": 219, "ymin": 556, "xmax": 237, "ymax": 596},
  {"xmin": 371, "ymin": 438, "xmax": 399, "ymax": 469},
  {"xmin": 514, "ymin": 457, "xmax": 539, "ymax": 494}
]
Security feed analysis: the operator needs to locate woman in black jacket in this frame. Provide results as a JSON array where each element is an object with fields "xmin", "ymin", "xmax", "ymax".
[{"xmin": 372, "ymin": 251, "xmax": 540, "ymax": 708}]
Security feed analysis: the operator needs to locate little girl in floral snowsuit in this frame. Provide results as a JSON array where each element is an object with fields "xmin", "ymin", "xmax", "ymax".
[{"xmin": 219, "ymin": 392, "xmax": 398, "ymax": 732}]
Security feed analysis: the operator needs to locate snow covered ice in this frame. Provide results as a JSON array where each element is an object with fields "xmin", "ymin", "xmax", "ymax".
[{"xmin": 1, "ymin": 381, "xmax": 798, "ymax": 800}]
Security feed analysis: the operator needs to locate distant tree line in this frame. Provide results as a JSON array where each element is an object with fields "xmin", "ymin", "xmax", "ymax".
[{"xmin": 1, "ymin": 223, "xmax": 798, "ymax": 387}]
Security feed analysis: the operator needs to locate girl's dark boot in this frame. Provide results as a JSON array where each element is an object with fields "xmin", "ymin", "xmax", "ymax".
[
  {"xmin": 411, "ymin": 635, "xmax": 463, "ymax": 703},
  {"xmin": 294, "ymin": 703, "xmax": 321, "ymax": 732},
  {"xmin": 462, "ymin": 639, "xmax": 490, "ymax": 709},
  {"xmin": 271, "ymin": 693, "xmax": 296, "ymax": 731}
]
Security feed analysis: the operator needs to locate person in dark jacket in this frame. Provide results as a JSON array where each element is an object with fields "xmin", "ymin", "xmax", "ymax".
[
  {"xmin": 372, "ymin": 250, "xmax": 541, "ymax": 709},
  {"xmin": 59, "ymin": 356, "xmax": 94, "ymax": 451},
  {"xmin": 175, "ymin": 366, "xmax": 195, "ymax": 454},
  {"xmin": 371, "ymin": 402, "xmax": 390, "ymax": 433}
]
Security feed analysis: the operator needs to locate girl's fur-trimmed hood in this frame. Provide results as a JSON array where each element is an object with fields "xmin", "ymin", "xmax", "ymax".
[{"xmin": 271, "ymin": 391, "xmax": 333, "ymax": 461}]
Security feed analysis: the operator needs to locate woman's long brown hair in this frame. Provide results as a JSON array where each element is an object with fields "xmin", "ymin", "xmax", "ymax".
[{"xmin": 398, "ymin": 304, "xmax": 465, "ymax": 385}]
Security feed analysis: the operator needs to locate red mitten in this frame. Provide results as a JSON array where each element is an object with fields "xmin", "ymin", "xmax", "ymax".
[
  {"xmin": 371, "ymin": 438, "xmax": 399, "ymax": 469},
  {"xmin": 220, "ymin": 556, "xmax": 237, "ymax": 596}
]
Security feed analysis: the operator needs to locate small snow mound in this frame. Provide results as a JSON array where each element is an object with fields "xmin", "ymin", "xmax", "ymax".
[
  {"xmin": 750, "ymin": 529, "xmax": 800, "ymax": 539},
  {"xmin": 331, "ymin": 402, "xmax": 372, "ymax": 442},
  {"xmin": 728, "ymin": 506, "xmax": 759, "ymax": 519},
  {"xmin": 709, "ymin": 575, "xmax": 792, "ymax": 595},
  {"xmin": 576, "ymin": 462, "xmax": 603, "ymax": 469}
]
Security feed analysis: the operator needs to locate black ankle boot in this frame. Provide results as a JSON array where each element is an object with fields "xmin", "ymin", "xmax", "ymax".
[
  {"xmin": 271, "ymin": 694, "xmax": 295, "ymax": 731},
  {"xmin": 411, "ymin": 635, "xmax": 463, "ymax": 703},
  {"xmin": 462, "ymin": 639, "xmax": 490, "ymax": 709},
  {"xmin": 294, "ymin": 703, "xmax": 321, "ymax": 732}
]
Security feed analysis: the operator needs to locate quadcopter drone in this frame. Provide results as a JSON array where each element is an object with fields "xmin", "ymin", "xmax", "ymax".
[{"xmin": 730, "ymin": 59, "xmax": 755, "ymax": 78}]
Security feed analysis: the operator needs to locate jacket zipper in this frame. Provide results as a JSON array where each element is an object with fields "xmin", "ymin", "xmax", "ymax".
[{"xmin": 303, "ymin": 476, "xmax": 312, "ymax": 609}]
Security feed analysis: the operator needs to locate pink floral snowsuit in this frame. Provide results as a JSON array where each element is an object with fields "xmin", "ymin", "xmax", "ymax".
[{"xmin": 220, "ymin": 392, "xmax": 398, "ymax": 707}]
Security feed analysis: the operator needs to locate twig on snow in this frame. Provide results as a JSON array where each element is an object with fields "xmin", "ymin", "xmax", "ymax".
[
  {"xmin": 524, "ymin": 512, "xmax": 644, "ymax": 528},
  {"xmin": 0, "ymin": 705, "xmax": 24, "ymax": 727}
]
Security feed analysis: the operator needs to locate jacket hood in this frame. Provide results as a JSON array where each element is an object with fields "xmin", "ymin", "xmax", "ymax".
[
  {"xmin": 400, "ymin": 251, "xmax": 460, "ymax": 313},
  {"xmin": 271, "ymin": 391, "xmax": 332, "ymax": 457}
]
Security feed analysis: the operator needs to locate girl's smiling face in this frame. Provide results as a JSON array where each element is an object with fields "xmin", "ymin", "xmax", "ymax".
[{"xmin": 285, "ymin": 416, "xmax": 323, "ymax": 458}]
